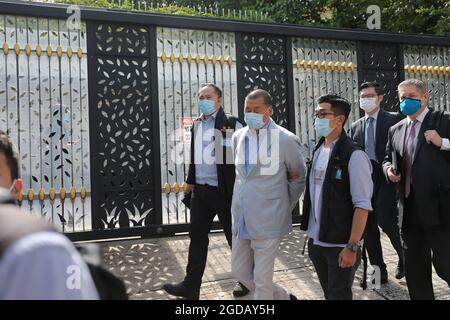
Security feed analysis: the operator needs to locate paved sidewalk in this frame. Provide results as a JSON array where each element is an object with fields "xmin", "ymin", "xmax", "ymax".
[{"xmin": 100, "ymin": 229, "xmax": 449, "ymax": 300}]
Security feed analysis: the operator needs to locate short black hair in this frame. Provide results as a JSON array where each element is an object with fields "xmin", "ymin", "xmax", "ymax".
[
  {"xmin": 245, "ymin": 89, "xmax": 273, "ymax": 107},
  {"xmin": 359, "ymin": 81, "xmax": 383, "ymax": 95},
  {"xmin": 200, "ymin": 83, "xmax": 222, "ymax": 98},
  {"xmin": 0, "ymin": 130, "xmax": 19, "ymax": 180},
  {"xmin": 317, "ymin": 94, "xmax": 351, "ymax": 125}
]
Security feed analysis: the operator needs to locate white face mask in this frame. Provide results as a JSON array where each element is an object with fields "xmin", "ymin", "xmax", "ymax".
[{"xmin": 359, "ymin": 97, "xmax": 378, "ymax": 113}]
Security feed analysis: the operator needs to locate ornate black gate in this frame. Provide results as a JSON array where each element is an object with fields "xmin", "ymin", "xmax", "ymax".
[
  {"xmin": 357, "ymin": 41, "xmax": 404, "ymax": 112},
  {"xmin": 87, "ymin": 22, "xmax": 161, "ymax": 236},
  {"xmin": 236, "ymin": 33, "xmax": 292, "ymax": 129},
  {"xmin": 0, "ymin": 1, "xmax": 448, "ymax": 241}
]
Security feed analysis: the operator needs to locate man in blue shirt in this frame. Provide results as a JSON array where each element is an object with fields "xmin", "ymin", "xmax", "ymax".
[
  {"xmin": 231, "ymin": 89, "xmax": 306, "ymax": 299},
  {"xmin": 163, "ymin": 84, "xmax": 244, "ymax": 299}
]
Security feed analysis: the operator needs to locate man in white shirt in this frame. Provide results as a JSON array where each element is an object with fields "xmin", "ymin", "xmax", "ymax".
[{"xmin": 300, "ymin": 94, "xmax": 373, "ymax": 300}]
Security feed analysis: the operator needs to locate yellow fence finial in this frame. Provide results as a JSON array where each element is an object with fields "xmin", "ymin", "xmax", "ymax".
[
  {"xmin": 2, "ymin": 42, "xmax": 8, "ymax": 55},
  {"xmin": 80, "ymin": 186, "xmax": 87, "ymax": 200},
  {"xmin": 27, "ymin": 189, "xmax": 34, "ymax": 202},
  {"xmin": 70, "ymin": 187, "xmax": 77, "ymax": 201},
  {"xmin": 36, "ymin": 45, "xmax": 42, "ymax": 57},
  {"xmin": 164, "ymin": 182, "xmax": 171, "ymax": 194},
  {"xmin": 39, "ymin": 187, "xmax": 45, "ymax": 202},
  {"xmin": 161, "ymin": 51, "xmax": 167, "ymax": 63},
  {"xmin": 14, "ymin": 43, "xmax": 20, "ymax": 56}
]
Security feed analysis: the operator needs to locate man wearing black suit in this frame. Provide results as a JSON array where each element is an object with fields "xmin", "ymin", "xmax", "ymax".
[
  {"xmin": 163, "ymin": 83, "xmax": 246, "ymax": 299},
  {"xmin": 383, "ymin": 79, "xmax": 450, "ymax": 300},
  {"xmin": 351, "ymin": 82, "xmax": 404, "ymax": 285}
]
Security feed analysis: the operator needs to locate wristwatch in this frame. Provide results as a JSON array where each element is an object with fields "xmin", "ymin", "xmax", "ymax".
[{"xmin": 345, "ymin": 243, "xmax": 360, "ymax": 252}]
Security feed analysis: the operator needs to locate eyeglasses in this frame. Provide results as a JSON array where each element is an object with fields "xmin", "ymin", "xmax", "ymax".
[{"xmin": 313, "ymin": 112, "xmax": 336, "ymax": 119}]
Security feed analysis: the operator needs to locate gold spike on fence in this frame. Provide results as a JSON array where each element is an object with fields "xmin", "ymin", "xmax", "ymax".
[
  {"xmin": 0, "ymin": 42, "xmax": 84, "ymax": 60},
  {"xmin": 164, "ymin": 182, "xmax": 192, "ymax": 194},
  {"xmin": 293, "ymin": 60, "xmax": 357, "ymax": 73},
  {"xmin": 17, "ymin": 187, "xmax": 89, "ymax": 202},
  {"xmin": 159, "ymin": 51, "xmax": 233, "ymax": 65},
  {"xmin": 404, "ymin": 64, "xmax": 450, "ymax": 75}
]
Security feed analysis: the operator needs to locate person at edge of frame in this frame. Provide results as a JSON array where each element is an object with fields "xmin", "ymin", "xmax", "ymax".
[{"xmin": 383, "ymin": 79, "xmax": 450, "ymax": 300}]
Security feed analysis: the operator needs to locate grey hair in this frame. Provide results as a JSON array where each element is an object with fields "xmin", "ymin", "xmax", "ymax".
[
  {"xmin": 245, "ymin": 89, "xmax": 273, "ymax": 106},
  {"xmin": 398, "ymin": 79, "xmax": 428, "ymax": 95}
]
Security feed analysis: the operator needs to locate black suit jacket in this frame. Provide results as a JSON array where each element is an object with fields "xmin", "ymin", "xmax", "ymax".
[
  {"xmin": 382, "ymin": 108, "xmax": 450, "ymax": 228},
  {"xmin": 350, "ymin": 109, "xmax": 403, "ymax": 229},
  {"xmin": 186, "ymin": 107, "xmax": 240, "ymax": 202},
  {"xmin": 351, "ymin": 109, "xmax": 403, "ymax": 164}
]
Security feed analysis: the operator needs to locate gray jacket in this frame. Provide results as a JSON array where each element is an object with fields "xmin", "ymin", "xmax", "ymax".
[{"xmin": 231, "ymin": 119, "xmax": 306, "ymax": 239}]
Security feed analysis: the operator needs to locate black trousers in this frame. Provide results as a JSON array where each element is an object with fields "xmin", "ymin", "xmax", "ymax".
[
  {"xmin": 184, "ymin": 184, "xmax": 232, "ymax": 289},
  {"xmin": 365, "ymin": 205, "xmax": 404, "ymax": 273},
  {"xmin": 402, "ymin": 193, "xmax": 450, "ymax": 300},
  {"xmin": 365, "ymin": 162, "xmax": 404, "ymax": 272},
  {"xmin": 308, "ymin": 239, "xmax": 362, "ymax": 300}
]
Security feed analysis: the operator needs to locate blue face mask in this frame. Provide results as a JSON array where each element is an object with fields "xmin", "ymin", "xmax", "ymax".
[
  {"xmin": 198, "ymin": 99, "xmax": 217, "ymax": 116},
  {"xmin": 400, "ymin": 98, "xmax": 422, "ymax": 116},
  {"xmin": 314, "ymin": 118, "xmax": 334, "ymax": 138},
  {"xmin": 244, "ymin": 112, "xmax": 266, "ymax": 129}
]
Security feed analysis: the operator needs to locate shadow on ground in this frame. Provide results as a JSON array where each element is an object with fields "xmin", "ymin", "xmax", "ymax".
[{"xmin": 100, "ymin": 229, "xmax": 449, "ymax": 300}]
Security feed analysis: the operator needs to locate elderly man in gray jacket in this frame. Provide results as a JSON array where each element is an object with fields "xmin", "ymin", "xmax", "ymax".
[{"xmin": 231, "ymin": 89, "xmax": 306, "ymax": 300}]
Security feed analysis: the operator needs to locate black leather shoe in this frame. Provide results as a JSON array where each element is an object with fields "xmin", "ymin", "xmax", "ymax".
[
  {"xmin": 395, "ymin": 262, "xmax": 405, "ymax": 279},
  {"xmin": 289, "ymin": 294, "xmax": 298, "ymax": 300},
  {"xmin": 163, "ymin": 282, "xmax": 200, "ymax": 300},
  {"xmin": 232, "ymin": 282, "xmax": 250, "ymax": 298},
  {"xmin": 380, "ymin": 269, "xmax": 388, "ymax": 284}
]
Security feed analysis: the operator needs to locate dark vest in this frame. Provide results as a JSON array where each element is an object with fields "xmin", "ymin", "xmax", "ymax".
[
  {"xmin": 186, "ymin": 107, "xmax": 239, "ymax": 200},
  {"xmin": 300, "ymin": 132, "xmax": 362, "ymax": 244}
]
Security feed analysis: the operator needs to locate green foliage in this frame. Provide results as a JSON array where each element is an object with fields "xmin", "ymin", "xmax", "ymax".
[
  {"xmin": 251, "ymin": 0, "xmax": 329, "ymax": 25},
  {"xmin": 56, "ymin": 0, "xmax": 134, "ymax": 10},
  {"xmin": 151, "ymin": 6, "xmax": 214, "ymax": 17},
  {"xmin": 52, "ymin": 0, "xmax": 450, "ymax": 36},
  {"xmin": 380, "ymin": 0, "xmax": 450, "ymax": 36},
  {"xmin": 252, "ymin": 0, "xmax": 449, "ymax": 35}
]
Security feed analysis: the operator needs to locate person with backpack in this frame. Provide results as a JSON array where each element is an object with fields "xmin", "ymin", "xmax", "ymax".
[{"xmin": 383, "ymin": 79, "xmax": 450, "ymax": 300}]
